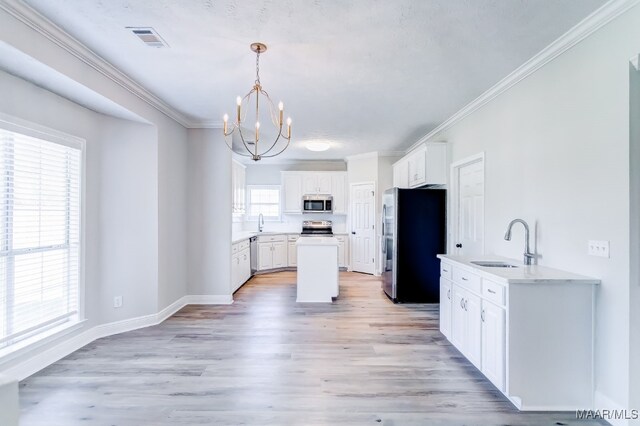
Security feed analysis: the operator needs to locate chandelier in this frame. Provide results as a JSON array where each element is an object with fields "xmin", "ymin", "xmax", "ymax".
[{"xmin": 223, "ymin": 42, "xmax": 292, "ymax": 161}]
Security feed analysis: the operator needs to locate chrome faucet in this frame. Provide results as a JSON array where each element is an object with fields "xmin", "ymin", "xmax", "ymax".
[
  {"xmin": 504, "ymin": 219, "xmax": 535, "ymax": 265},
  {"xmin": 258, "ymin": 213, "xmax": 264, "ymax": 233}
]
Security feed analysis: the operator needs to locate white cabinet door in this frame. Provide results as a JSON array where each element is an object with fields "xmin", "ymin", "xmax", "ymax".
[
  {"xmin": 302, "ymin": 175, "xmax": 318, "ymax": 194},
  {"xmin": 464, "ymin": 292, "xmax": 482, "ymax": 369},
  {"xmin": 408, "ymin": 146, "xmax": 426, "ymax": 188},
  {"xmin": 282, "ymin": 173, "xmax": 303, "ymax": 213},
  {"xmin": 288, "ymin": 242, "xmax": 297, "ymax": 266},
  {"xmin": 451, "ymin": 286, "xmax": 466, "ymax": 350},
  {"xmin": 394, "ymin": 159, "xmax": 409, "ymax": 189},
  {"xmin": 317, "ymin": 174, "xmax": 332, "ymax": 193},
  {"xmin": 258, "ymin": 243, "xmax": 273, "ymax": 270},
  {"xmin": 482, "ymin": 300, "xmax": 506, "ymax": 391},
  {"xmin": 272, "ymin": 241, "xmax": 287, "ymax": 268},
  {"xmin": 331, "ymin": 173, "xmax": 347, "ymax": 214},
  {"xmin": 440, "ymin": 278, "xmax": 452, "ymax": 339},
  {"xmin": 240, "ymin": 248, "xmax": 251, "ymax": 283},
  {"xmin": 232, "ymin": 253, "xmax": 241, "ymax": 291}
]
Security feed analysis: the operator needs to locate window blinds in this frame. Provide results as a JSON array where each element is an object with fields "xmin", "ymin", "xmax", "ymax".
[{"xmin": 0, "ymin": 128, "xmax": 81, "ymax": 349}]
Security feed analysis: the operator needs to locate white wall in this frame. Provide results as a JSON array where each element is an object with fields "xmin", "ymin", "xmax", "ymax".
[
  {"xmin": 94, "ymin": 117, "xmax": 159, "ymax": 322},
  {"xmin": 628, "ymin": 57, "xmax": 640, "ymax": 415},
  {"xmin": 425, "ymin": 5, "xmax": 640, "ymax": 413},
  {"xmin": 187, "ymin": 129, "xmax": 232, "ymax": 296}
]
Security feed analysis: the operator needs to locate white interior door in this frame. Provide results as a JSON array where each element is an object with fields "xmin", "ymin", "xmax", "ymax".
[
  {"xmin": 453, "ymin": 156, "xmax": 484, "ymax": 256},
  {"xmin": 350, "ymin": 183, "xmax": 376, "ymax": 274}
]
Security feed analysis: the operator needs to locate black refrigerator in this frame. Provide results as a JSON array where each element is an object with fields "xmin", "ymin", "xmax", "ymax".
[{"xmin": 382, "ymin": 188, "xmax": 446, "ymax": 303}]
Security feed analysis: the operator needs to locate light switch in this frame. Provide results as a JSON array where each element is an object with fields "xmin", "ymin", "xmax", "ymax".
[{"xmin": 588, "ymin": 240, "xmax": 610, "ymax": 258}]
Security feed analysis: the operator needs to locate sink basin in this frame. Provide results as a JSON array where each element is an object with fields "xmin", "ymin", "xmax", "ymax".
[{"xmin": 470, "ymin": 261, "xmax": 519, "ymax": 268}]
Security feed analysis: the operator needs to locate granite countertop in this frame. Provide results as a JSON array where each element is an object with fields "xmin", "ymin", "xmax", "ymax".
[{"xmin": 437, "ymin": 254, "xmax": 600, "ymax": 285}]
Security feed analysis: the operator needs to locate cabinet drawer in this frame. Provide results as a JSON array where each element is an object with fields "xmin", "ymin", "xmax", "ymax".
[
  {"xmin": 231, "ymin": 243, "xmax": 239, "ymax": 254},
  {"xmin": 237, "ymin": 240, "xmax": 250, "ymax": 251},
  {"xmin": 453, "ymin": 267, "xmax": 481, "ymax": 294},
  {"xmin": 288, "ymin": 234, "xmax": 300, "ymax": 241},
  {"xmin": 440, "ymin": 262, "xmax": 453, "ymax": 280},
  {"xmin": 258, "ymin": 234, "xmax": 286, "ymax": 243},
  {"xmin": 482, "ymin": 279, "xmax": 505, "ymax": 306}
]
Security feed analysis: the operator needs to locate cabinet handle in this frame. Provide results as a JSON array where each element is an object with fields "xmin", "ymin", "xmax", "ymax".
[
  {"xmin": 460, "ymin": 298, "xmax": 464, "ymax": 309},
  {"xmin": 461, "ymin": 277, "xmax": 468, "ymax": 281},
  {"xmin": 487, "ymin": 289, "xmax": 496, "ymax": 294},
  {"xmin": 481, "ymin": 309, "xmax": 485, "ymax": 322},
  {"xmin": 447, "ymin": 289, "xmax": 450, "ymax": 300},
  {"xmin": 464, "ymin": 299, "xmax": 468, "ymax": 311},
  {"xmin": 442, "ymin": 268, "xmax": 449, "ymax": 273}
]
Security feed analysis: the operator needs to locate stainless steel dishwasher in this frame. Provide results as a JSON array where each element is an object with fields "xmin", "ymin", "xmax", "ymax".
[{"xmin": 250, "ymin": 236, "xmax": 258, "ymax": 274}]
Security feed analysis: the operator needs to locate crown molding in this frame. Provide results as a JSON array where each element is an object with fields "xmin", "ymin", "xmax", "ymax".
[
  {"xmin": 0, "ymin": 0, "xmax": 193, "ymax": 127},
  {"xmin": 188, "ymin": 120, "xmax": 223, "ymax": 129},
  {"xmin": 406, "ymin": 0, "xmax": 640, "ymax": 153}
]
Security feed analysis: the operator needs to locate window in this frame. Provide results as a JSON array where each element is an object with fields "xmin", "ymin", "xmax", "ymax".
[
  {"xmin": 0, "ymin": 125, "xmax": 81, "ymax": 352},
  {"xmin": 246, "ymin": 185, "xmax": 281, "ymax": 220}
]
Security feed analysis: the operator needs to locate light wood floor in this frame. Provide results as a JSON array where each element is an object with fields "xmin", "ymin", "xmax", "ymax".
[{"xmin": 20, "ymin": 272, "xmax": 606, "ymax": 425}]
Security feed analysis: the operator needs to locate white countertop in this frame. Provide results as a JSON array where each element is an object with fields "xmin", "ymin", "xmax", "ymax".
[
  {"xmin": 232, "ymin": 231, "xmax": 348, "ymax": 244},
  {"xmin": 296, "ymin": 236, "xmax": 340, "ymax": 246},
  {"xmin": 437, "ymin": 254, "xmax": 600, "ymax": 285}
]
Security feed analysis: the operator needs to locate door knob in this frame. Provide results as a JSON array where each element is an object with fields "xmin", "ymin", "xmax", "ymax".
[
  {"xmin": 351, "ymin": 231, "xmax": 356, "ymax": 235},
  {"xmin": 455, "ymin": 243, "xmax": 462, "ymax": 248}
]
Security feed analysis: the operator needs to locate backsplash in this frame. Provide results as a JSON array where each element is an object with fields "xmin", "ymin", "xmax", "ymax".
[{"xmin": 243, "ymin": 213, "xmax": 348, "ymax": 234}]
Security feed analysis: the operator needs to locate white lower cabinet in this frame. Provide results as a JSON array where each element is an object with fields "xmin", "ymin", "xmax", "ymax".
[
  {"xmin": 451, "ymin": 284, "xmax": 481, "ymax": 369},
  {"xmin": 231, "ymin": 241, "xmax": 251, "ymax": 293},
  {"xmin": 481, "ymin": 299, "xmax": 506, "ymax": 391},
  {"xmin": 439, "ymin": 256, "xmax": 598, "ymax": 411},
  {"xmin": 257, "ymin": 235, "xmax": 287, "ymax": 271},
  {"xmin": 439, "ymin": 277, "xmax": 452, "ymax": 340}
]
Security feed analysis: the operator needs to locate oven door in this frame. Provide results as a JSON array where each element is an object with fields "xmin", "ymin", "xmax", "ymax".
[{"xmin": 303, "ymin": 199, "xmax": 327, "ymax": 213}]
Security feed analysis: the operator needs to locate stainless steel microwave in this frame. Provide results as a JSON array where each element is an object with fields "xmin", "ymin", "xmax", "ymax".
[{"xmin": 302, "ymin": 194, "xmax": 333, "ymax": 213}]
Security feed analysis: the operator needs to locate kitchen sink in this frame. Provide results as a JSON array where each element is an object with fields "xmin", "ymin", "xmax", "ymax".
[{"xmin": 470, "ymin": 261, "xmax": 519, "ymax": 268}]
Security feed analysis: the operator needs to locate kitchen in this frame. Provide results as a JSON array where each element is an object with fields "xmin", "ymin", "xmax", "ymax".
[{"xmin": 0, "ymin": 1, "xmax": 638, "ymax": 425}]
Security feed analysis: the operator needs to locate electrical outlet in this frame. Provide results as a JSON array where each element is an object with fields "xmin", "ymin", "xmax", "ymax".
[
  {"xmin": 113, "ymin": 296, "xmax": 123, "ymax": 308},
  {"xmin": 588, "ymin": 240, "xmax": 610, "ymax": 258}
]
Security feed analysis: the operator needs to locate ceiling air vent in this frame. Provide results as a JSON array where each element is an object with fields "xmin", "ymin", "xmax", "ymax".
[{"xmin": 127, "ymin": 27, "xmax": 169, "ymax": 48}]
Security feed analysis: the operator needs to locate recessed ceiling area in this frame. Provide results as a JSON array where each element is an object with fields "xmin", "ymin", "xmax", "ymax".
[{"xmin": 21, "ymin": 0, "xmax": 607, "ymax": 160}]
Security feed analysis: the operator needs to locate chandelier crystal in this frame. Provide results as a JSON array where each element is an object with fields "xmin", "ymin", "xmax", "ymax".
[{"xmin": 223, "ymin": 42, "xmax": 292, "ymax": 161}]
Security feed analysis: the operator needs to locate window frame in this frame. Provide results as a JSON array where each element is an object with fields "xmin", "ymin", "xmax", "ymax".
[
  {"xmin": 0, "ymin": 113, "xmax": 85, "ymax": 358},
  {"xmin": 245, "ymin": 184, "xmax": 282, "ymax": 222}
]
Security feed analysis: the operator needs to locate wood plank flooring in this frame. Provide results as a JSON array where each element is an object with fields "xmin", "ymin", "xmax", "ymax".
[{"xmin": 19, "ymin": 272, "xmax": 606, "ymax": 425}]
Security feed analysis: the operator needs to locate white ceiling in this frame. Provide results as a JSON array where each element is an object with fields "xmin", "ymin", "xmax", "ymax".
[{"xmin": 21, "ymin": 0, "xmax": 607, "ymax": 160}]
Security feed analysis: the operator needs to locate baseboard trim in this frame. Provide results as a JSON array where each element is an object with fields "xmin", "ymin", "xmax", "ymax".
[
  {"xmin": 1, "ymin": 294, "xmax": 231, "ymax": 381},
  {"xmin": 184, "ymin": 295, "xmax": 234, "ymax": 305}
]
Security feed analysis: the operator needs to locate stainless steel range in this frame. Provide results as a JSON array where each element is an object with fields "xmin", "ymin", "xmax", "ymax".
[{"xmin": 301, "ymin": 220, "xmax": 333, "ymax": 236}]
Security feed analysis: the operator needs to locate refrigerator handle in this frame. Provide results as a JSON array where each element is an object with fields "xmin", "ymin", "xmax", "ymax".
[{"xmin": 381, "ymin": 205, "xmax": 386, "ymax": 254}]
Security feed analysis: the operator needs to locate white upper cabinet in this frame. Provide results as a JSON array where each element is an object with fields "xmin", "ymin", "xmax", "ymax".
[
  {"xmin": 393, "ymin": 142, "xmax": 448, "ymax": 188},
  {"xmin": 331, "ymin": 173, "xmax": 348, "ymax": 214},
  {"xmin": 407, "ymin": 145, "xmax": 426, "ymax": 187},
  {"xmin": 282, "ymin": 171, "xmax": 348, "ymax": 215},
  {"xmin": 302, "ymin": 173, "xmax": 332, "ymax": 194},
  {"xmin": 282, "ymin": 172, "xmax": 303, "ymax": 214},
  {"xmin": 231, "ymin": 159, "xmax": 246, "ymax": 215}
]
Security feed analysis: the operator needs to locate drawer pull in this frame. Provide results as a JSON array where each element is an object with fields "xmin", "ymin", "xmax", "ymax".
[
  {"xmin": 487, "ymin": 289, "xmax": 496, "ymax": 294},
  {"xmin": 461, "ymin": 277, "xmax": 468, "ymax": 281},
  {"xmin": 442, "ymin": 268, "xmax": 449, "ymax": 273}
]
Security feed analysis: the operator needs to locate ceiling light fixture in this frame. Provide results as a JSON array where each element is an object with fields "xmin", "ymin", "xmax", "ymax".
[
  {"xmin": 306, "ymin": 141, "xmax": 330, "ymax": 152},
  {"xmin": 223, "ymin": 43, "xmax": 291, "ymax": 161}
]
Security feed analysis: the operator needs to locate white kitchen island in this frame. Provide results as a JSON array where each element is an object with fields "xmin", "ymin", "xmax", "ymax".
[{"xmin": 296, "ymin": 236, "xmax": 339, "ymax": 302}]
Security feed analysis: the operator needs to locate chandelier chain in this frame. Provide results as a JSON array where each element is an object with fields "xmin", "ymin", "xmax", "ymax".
[{"xmin": 255, "ymin": 50, "xmax": 261, "ymax": 86}]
